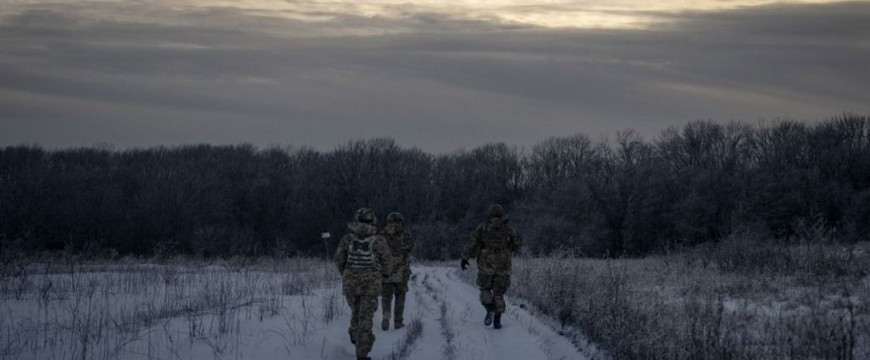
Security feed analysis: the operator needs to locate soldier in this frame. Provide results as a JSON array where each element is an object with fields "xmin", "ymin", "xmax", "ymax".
[
  {"xmin": 460, "ymin": 204, "xmax": 522, "ymax": 329},
  {"xmin": 335, "ymin": 208, "xmax": 392, "ymax": 360},
  {"xmin": 380, "ymin": 212, "xmax": 415, "ymax": 331}
]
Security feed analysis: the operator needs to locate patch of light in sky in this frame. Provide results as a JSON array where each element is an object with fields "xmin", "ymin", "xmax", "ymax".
[
  {"xmin": 0, "ymin": 0, "xmax": 851, "ymax": 30},
  {"xmin": 188, "ymin": 0, "xmax": 847, "ymax": 29}
]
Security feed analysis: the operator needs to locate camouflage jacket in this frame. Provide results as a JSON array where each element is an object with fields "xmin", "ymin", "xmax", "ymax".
[
  {"xmin": 381, "ymin": 226, "xmax": 414, "ymax": 283},
  {"xmin": 461, "ymin": 217, "xmax": 522, "ymax": 273},
  {"xmin": 335, "ymin": 222, "xmax": 392, "ymax": 296}
]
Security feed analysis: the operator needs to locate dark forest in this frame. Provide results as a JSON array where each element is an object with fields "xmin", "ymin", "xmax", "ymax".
[{"xmin": 2, "ymin": 115, "xmax": 868, "ymax": 259}]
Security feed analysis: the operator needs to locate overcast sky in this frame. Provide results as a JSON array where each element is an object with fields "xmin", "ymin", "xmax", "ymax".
[{"xmin": 1, "ymin": 0, "xmax": 868, "ymax": 152}]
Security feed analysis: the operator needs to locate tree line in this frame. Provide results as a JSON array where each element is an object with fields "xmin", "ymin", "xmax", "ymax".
[{"xmin": 1, "ymin": 115, "xmax": 868, "ymax": 259}]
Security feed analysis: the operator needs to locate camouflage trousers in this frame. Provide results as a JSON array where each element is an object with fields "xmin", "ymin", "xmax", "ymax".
[
  {"xmin": 381, "ymin": 282, "xmax": 408, "ymax": 323},
  {"xmin": 477, "ymin": 270, "xmax": 511, "ymax": 313},
  {"xmin": 346, "ymin": 295, "xmax": 377, "ymax": 357}
]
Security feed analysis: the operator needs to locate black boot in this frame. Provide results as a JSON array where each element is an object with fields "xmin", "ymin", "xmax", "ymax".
[
  {"xmin": 493, "ymin": 313, "xmax": 502, "ymax": 329},
  {"xmin": 484, "ymin": 304, "xmax": 494, "ymax": 326},
  {"xmin": 357, "ymin": 357, "xmax": 371, "ymax": 360}
]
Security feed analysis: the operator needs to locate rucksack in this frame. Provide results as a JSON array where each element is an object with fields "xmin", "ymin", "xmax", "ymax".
[
  {"xmin": 347, "ymin": 234, "xmax": 378, "ymax": 272},
  {"xmin": 483, "ymin": 221, "xmax": 512, "ymax": 251}
]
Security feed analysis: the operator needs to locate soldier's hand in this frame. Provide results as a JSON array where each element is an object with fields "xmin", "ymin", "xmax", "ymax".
[{"xmin": 460, "ymin": 258, "xmax": 469, "ymax": 271}]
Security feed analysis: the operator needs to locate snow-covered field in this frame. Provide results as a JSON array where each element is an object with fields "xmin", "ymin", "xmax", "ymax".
[
  {"xmin": 503, "ymin": 250, "xmax": 870, "ymax": 360},
  {"xmin": 0, "ymin": 259, "xmax": 593, "ymax": 360}
]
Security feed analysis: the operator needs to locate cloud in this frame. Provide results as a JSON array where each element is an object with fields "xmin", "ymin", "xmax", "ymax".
[{"xmin": 0, "ymin": 1, "xmax": 867, "ymax": 151}]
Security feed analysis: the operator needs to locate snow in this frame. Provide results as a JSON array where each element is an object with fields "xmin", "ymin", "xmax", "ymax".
[
  {"xmin": 264, "ymin": 265, "xmax": 588, "ymax": 360},
  {"xmin": 1, "ymin": 263, "xmax": 592, "ymax": 360},
  {"xmin": 410, "ymin": 266, "xmax": 584, "ymax": 360}
]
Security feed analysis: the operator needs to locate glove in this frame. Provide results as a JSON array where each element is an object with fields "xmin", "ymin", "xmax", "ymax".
[{"xmin": 460, "ymin": 258, "xmax": 469, "ymax": 271}]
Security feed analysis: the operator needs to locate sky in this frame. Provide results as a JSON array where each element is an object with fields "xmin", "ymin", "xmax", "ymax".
[{"xmin": 0, "ymin": 0, "xmax": 868, "ymax": 152}]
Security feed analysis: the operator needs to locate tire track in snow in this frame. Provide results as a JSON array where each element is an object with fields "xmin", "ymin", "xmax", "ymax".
[
  {"xmin": 417, "ymin": 268, "xmax": 459, "ymax": 360},
  {"xmin": 438, "ymin": 299, "xmax": 458, "ymax": 360},
  {"xmin": 316, "ymin": 266, "xmax": 591, "ymax": 360},
  {"xmin": 376, "ymin": 269, "xmax": 452, "ymax": 360},
  {"xmin": 411, "ymin": 266, "xmax": 591, "ymax": 360}
]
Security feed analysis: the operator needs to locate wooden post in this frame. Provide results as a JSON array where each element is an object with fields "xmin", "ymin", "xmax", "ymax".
[{"xmin": 321, "ymin": 232, "xmax": 331, "ymax": 261}]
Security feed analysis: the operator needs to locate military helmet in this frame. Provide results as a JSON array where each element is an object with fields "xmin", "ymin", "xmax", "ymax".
[
  {"xmin": 488, "ymin": 204, "xmax": 505, "ymax": 218},
  {"xmin": 354, "ymin": 208, "xmax": 377, "ymax": 225},
  {"xmin": 386, "ymin": 212, "xmax": 404, "ymax": 223}
]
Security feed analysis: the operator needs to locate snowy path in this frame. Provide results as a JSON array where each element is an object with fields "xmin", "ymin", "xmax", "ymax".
[{"xmin": 308, "ymin": 265, "xmax": 589, "ymax": 360}]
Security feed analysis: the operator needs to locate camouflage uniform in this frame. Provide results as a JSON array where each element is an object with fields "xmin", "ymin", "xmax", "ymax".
[
  {"xmin": 380, "ymin": 212, "xmax": 414, "ymax": 330},
  {"xmin": 461, "ymin": 205, "xmax": 521, "ymax": 328},
  {"xmin": 335, "ymin": 209, "xmax": 392, "ymax": 360}
]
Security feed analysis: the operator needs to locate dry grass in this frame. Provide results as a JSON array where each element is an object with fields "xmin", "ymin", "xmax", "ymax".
[
  {"xmin": 506, "ymin": 241, "xmax": 870, "ymax": 359},
  {"xmin": 382, "ymin": 317, "xmax": 424, "ymax": 360},
  {"xmin": 0, "ymin": 256, "xmax": 340, "ymax": 360}
]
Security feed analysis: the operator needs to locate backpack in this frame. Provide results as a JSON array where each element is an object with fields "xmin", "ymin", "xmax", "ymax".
[
  {"xmin": 347, "ymin": 234, "xmax": 378, "ymax": 272},
  {"xmin": 385, "ymin": 232, "xmax": 410, "ymax": 258},
  {"xmin": 482, "ymin": 221, "xmax": 512, "ymax": 251}
]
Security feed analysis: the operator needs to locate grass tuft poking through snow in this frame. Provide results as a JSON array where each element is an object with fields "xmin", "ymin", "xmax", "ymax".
[
  {"xmin": 438, "ymin": 301, "xmax": 457, "ymax": 360},
  {"xmin": 382, "ymin": 317, "xmax": 423, "ymax": 360}
]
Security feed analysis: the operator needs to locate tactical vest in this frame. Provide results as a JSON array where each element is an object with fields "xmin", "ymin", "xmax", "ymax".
[
  {"xmin": 482, "ymin": 222, "xmax": 511, "ymax": 252},
  {"xmin": 347, "ymin": 234, "xmax": 379, "ymax": 272}
]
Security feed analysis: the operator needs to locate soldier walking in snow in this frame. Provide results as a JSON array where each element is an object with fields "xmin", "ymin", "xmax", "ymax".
[
  {"xmin": 335, "ymin": 208, "xmax": 392, "ymax": 360},
  {"xmin": 460, "ymin": 204, "xmax": 522, "ymax": 329},
  {"xmin": 380, "ymin": 212, "xmax": 415, "ymax": 330}
]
